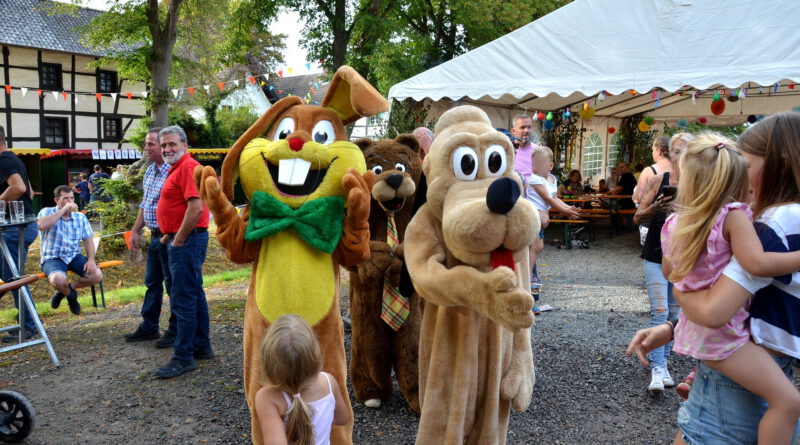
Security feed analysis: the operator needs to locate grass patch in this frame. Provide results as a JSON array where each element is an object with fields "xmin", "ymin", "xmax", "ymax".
[{"xmin": 0, "ymin": 268, "xmax": 250, "ymax": 324}]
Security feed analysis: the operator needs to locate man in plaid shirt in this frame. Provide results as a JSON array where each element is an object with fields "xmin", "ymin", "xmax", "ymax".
[
  {"xmin": 123, "ymin": 127, "xmax": 177, "ymax": 346},
  {"xmin": 38, "ymin": 185, "xmax": 102, "ymax": 315}
]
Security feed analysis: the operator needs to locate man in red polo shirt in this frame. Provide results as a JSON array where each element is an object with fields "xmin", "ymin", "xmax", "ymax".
[{"xmin": 154, "ymin": 125, "xmax": 212, "ymax": 379}]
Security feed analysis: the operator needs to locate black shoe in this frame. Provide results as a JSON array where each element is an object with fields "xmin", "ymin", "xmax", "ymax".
[
  {"xmin": 124, "ymin": 327, "xmax": 160, "ymax": 342},
  {"xmin": 154, "ymin": 331, "xmax": 176, "ymax": 349},
  {"xmin": 50, "ymin": 290, "xmax": 65, "ymax": 309},
  {"xmin": 193, "ymin": 350, "xmax": 214, "ymax": 360},
  {"xmin": 155, "ymin": 359, "xmax": 197, "ymax": 379},
  {"xmin": 1, "ymin": 329, "xmax": 37, "ymax": 343},
  {"xmin": 65, "ymin": 287, "xmax": 80, "ymax": 315}
]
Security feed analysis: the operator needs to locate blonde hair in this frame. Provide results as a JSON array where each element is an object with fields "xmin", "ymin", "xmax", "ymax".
[
  {"xmin": 260, "ymin": 314, "xmax": 322, "ymax": 445},
  {"xmin": 666, "ymin": 132, "xmax": 748, "ymax": 283},
  {"xmin": 533, "ymin": 145, "xmax": 553, "ymax": 161}
]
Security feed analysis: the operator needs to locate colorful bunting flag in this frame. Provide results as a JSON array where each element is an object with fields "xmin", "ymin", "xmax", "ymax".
[
  {"xmin": 248, "ymin": 77, "xmax": 256, "ymax": 85},
  {"xmin": 20, "ymin": 87, "xmax": 27, "ymax": 98},
  {"xmin": 204, "ymin": 85, "xmax": 210, "ymax": 94},
  {"xmin": 52, "ymin": 91, "xmax": 59, "ymax": 100},
  {"xmin": 62, "ymin": 91, "xmax": 68, "ymax": 100},
  {"xmin": 96, "ymin": 93, "xmax": 103, "ymax": 102},
  {"xmin": 171, "ymin": 89, "xmax": 180, "ymax": 98},
  {"xmin": 188, "ymin": 87, "xmax": 195, "ymax": 95},
  {"xmin": 278, "ymin": 71, "xmax": 283, "ymax": 78},
  {"xmin": 288, "ymin": 68, "xmax": 293, "ymax": 75},
  {"xmin": 233, "ymin": 80, "xmax": 239, "ymax": 87},
  {"xmin": 110, "ymin": 92, "xmax": 118, "ymax": 101},
  {"xmin": 37, "ymin": 89, "xmax": 43, "ymax": 97},
  {"xmin": 4, "ymin": 85, "xmax": 11, "ymax": 95},
  {"xmin": 126, "ymin": 92, "xmax": 132, "ymax": 100},
  {"xmin": 141, "ymin": 91, "xmax": 149, "ymax": 98},
  {"xmin": 305, "ymin": 63, "xmax": 311, "ymax": 71},
  {"xmin": 217, "ymin": 82, "xmax": 225, "ymax": 91}
]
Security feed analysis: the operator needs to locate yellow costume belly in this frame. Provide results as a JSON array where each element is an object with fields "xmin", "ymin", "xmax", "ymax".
[{"xmin": 256, "ymin": 231, "xmax": 335, "ymax": 325}]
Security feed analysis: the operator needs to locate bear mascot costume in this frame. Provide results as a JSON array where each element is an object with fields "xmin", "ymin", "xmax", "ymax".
[
  {"xmin": 405, "ymin": 105, "xmax": 539, "ymax": 445},
  {"xmin": 348, "ymin": 135, "xmax": 423, "ymax": 412},
  {"xmin": 193, "ymin": 66, "xmax": 388, "ymax": 444}
]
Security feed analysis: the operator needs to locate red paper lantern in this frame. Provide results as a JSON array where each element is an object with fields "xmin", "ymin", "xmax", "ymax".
[
  {"xmin": 537, "ymin": 112, "xmax": 545, "ymax": 121},
  {"xmin": 710, "ymin": 99, "xmax": 725, "ymax": 115},
  {"xmin": 698, "ymin": 116, "xmax": 708, "ymax": 124},
  {"xmin": 607, "ymin": 127, "xmax": 616, "ymax": 134}
]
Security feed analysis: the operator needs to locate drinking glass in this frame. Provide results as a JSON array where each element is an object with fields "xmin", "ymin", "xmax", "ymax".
[
  {"xmin": 12, "ymin": 201, "xmax": 23, "ymax": 223},
  {"xmin": 0, "ymin": 200, "xmax": 6, "ymax": 224}
]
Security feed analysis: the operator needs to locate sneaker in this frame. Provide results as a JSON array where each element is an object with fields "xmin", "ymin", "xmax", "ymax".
[
  {"xmin": 662, "ymin": 368, "xmax": 675, "ymax": 387},
  {"xmin": 65, "ymin": 286, "xmax": 81, "ymax": 315},
  {"xmin": 2, "ymin": 329, "xmax": 38, "ymax": 343},
  {"xmin": 155, "ymin": 358, "xmax": 197, "ymax": 379},
  {"xmin": 49, "ymin": 290, "xmax": 65, "ymax": 309},
  {"xmin": 193, "ymin": 349, "xmax": 215, "ymax": 360},
  {"xmin": 533, "ymin": 306, "xmax": 542, "ymax": 315},
  {"xmin": 155, "ymin": 331, "xmax": 176, "ymax": 349},
  {"xmin": 648, "ymin": 367, "xmax": 665, "ymax": 392},
  {"xmin": 124, "ymin": 327, "xmax": 160, "ymax": 342}
]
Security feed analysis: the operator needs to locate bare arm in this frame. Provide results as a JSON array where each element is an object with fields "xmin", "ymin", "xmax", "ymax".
[
  {"xmin": 329, "ymin": 375, "xmax": 350, "ymax": 426},
  {"xmin": 254, "ymin": 389, "xmax": 289, "ymax": 445},
  {"xmin": 170, "ymin": 197, "xmax": 203, "ymax": 246},
  {"xmin": 129, "ymin": 209, "xmax": 146, "ymax": 250},
  {"xmin": 726, "ymin": 209, "xmax": 800, "ymax": 277},
  {"xmin": 83, "ymin": 234, "xmax": 98, "ymax": 275},
  {"xmin": 37, "ymin": 205, "xmax": 74, "ymax": 231},
  {"xmin": 633, "ymin": 175, "xmax": 672, "ymax": 225},
  {"xmin": 532, "ymin": 184, "xmax": 579, "ymax": 219},
  {"xmin": 674, "ymin": 276, "xmax": 752, "ymax": 329},
  {"xmin": 0, "ymin": 173, "xmax": 26, "ymax": 201}
]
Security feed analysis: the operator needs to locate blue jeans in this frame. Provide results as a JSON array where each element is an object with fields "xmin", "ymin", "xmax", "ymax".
[
  {"xmin": 167, "ymin": 231, "xmax": 210, "ymax": 362},
  {"xmin": 678, "ymin": 356, "xmax": 800, "ymax": 444},
  {"xmin": 0, "ymin": 223, "xmax": 39, "ymax": 333},
  {"xmin": 643, "ymin": 260, "xmax": 679, "ymax": 369},
  {"xmin": 141, "ymin": 235, "xmax": 176, "ymax": 335}
]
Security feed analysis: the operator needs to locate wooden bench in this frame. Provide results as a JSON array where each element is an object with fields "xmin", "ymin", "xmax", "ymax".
[
  {"xmin": 551, "ymin": 208, "xmax": 612, "ymax": 241},
  {"xmin": 34, "ymin": 260, "xmax": 124, "ymax": 309}
]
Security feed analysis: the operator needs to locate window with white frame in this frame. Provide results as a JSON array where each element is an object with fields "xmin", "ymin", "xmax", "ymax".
[
  {"xmin": 607, "ymin": 133, "xmax": 621, "ymax": 176},
  {"xmin": 582, "ymin": 132, "xmax": 603, "ymax": 179}
]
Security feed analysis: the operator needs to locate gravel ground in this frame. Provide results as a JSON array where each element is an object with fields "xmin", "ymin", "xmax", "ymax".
[{"xmin": 0, "ymin": 226, "xmax": 730, "ymax": 444}]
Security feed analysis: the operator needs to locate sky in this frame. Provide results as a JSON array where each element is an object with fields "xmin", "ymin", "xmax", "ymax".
[{"xmin": 67, "ymin": 1, "xmax": 313, "ymax": 73}]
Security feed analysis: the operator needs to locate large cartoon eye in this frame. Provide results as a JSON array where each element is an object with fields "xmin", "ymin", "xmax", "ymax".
[
  {"xmin": 452, "ymin": 146, "xmax": 478, "ymax": 181},
  {"xmin": 483, "ymin": 145, "xmax": 507, "ymax": 176},
  {"xmin": 273, "ymin": 117, "xmax": 295, "ymax": 140},
  {"xmin": 370, "ymin": 165, "xmax": 383, "ymax": 175},
  {"xmin": 394, "ymin": 163, "xmax": 406, "ymax": 172},
  {"xmin": 311, "ymin": 120, "xmax": 335, "ymax": 145}
]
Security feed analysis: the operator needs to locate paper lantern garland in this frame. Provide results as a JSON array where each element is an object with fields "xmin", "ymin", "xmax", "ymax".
[
  {"xmin": 546, "ymin": 112, "xmax": 554, "ymax": 121},
  {"xmin": 607, "ymin": 127, "xmax": 616, "ymax": 134},
  {"xmin": 643, "ymin": 116, "xmax": 655, "ymax": 125},
  {"xmin": 638, "ymin": 121, "xmax": 650, "ymax": 132},
  {"xmin": 698, "ymin": 116, "xmax": 708, "ymax": 124},
  {"xmin": 710, "ymin": 99, "xmax": 726, "ymax": 115},
  {"xmin": 543, "ymin": 120, "xmax": 555, "ymax": 131},
  {"xmin": 579, "ymin": 106, "xmax": 596, "ymax": 120},
  {"xmin": 537, "ymin": 112, "xmax": 546, "ymax": 121},
  {"xmin": 677, "ymin": 118, "xmax": 688, "ymax": 128},
  {"xmin": 747, "ymin": 114, "xmax": 757, "ymax": 124}
]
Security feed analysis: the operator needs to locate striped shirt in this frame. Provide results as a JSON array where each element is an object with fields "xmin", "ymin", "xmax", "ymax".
[
  {"xmin": 722, "ymin": 204, "xmax": 800, "ymax": 357},
  {"xmin": 37, "ymin": 207, "xmax": 93, "ymax": 265},
  {"xmin": 140, "ymin": 162, "xmax": 171, "ymax": 230}
]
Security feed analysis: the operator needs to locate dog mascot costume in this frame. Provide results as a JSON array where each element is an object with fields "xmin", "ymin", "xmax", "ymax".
[
  {"xmin": 193, "ymin": 66, "xmax": 388, "ymax": 444},
  {"xmin": 348, "ymin": 135, "xmax": 423, "ymax": 412},
  {"xmin": 405, "ymin": 105, "xmax": 538, "ymax": 445}
]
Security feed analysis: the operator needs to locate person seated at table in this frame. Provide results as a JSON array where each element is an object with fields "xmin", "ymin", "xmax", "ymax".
[
  {"xmin": 557, "ymin": 170, "xmax": 584, "ymax": 198},
  {"xmin": 597, "ymin": 178, "xmax": 609, "ymax": 193},
  {"xmin": 605, "ymin": 166, "xmax": 619, "ymax": 191},
  {"xmin": 605, "ymin": 162, "xmax": 637, "ymax": 209},
  {"xmin": 37, "ymin": 185, "xmax": 102, "ymax": 316}
]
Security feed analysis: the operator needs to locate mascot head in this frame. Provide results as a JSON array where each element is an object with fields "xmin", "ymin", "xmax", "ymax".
[
  {"xmin": 425, "ymin": 105, "xmax": 538, "ymax": 268},
  {"xmin": 355, "ymin": 134, "xmax": 422, "ymax": 214},
  {"xmin": 220, "ymin": 66, "xmax": 389, "ymax": 209}
]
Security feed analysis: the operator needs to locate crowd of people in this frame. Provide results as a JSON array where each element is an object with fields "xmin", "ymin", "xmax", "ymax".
[{"xmin": 2, "ymin": 109, "xmax": 800, "ymax": 444}]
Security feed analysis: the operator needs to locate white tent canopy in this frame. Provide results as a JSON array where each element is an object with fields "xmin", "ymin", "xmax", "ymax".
[{"xmin": 388, "ymin": 0, "xmax": 800, "ymax": 127}]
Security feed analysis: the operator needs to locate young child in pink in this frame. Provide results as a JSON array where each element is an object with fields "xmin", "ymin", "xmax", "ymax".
[{"xmin": 661, "ymin": 133, "xmax": 800, "ymax": 445}]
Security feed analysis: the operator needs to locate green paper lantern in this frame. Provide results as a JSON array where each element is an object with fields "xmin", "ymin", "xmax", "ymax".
[
  {"xmin": 643, "ymin": 116, "xmax": 655, "ymax": 125},
  {"xmin": 546, "ymin": 112, "xmax": 554, "ymax": 121}
]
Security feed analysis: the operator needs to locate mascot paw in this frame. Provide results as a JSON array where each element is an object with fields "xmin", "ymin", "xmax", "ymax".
[
  {"xmin": 485, "ymin": 267, "xmax": 535, "ymax": 331},
  {"xmin": 193, "ymin": 165, "xmax": 230, "ymax": 215},
  {"xmin": 343, "ymin": 169, "xmax": 375, "ymax": 223},
  {"xmin": 364, "ymin": 399, "xmax": 382, "ymax": 409},
  {"xmin": 501, "ymin": 367, "xmax": 534, "ymax": 411}
]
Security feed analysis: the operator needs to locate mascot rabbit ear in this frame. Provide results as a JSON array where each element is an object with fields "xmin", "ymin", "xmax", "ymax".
[
  {"xmin": 323, "ymin": 66, "xmax": 389, "ymax": 125},
  {"xmin": 220, "ymin": 96, "xmax": 302, "ymax": 200}
]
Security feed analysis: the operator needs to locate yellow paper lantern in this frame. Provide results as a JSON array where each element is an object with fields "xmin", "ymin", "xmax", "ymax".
[
  {"xmin": 579, "ymin": 106, "xmax": 596, "ymax": 119},
  {"xmin": 638, "ymin": 121, "xmax": 651, "ymax": 132}
]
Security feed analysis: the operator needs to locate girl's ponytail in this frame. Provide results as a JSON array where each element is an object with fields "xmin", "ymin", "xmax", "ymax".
[{"xmin": 285, "ymin": 393, "xmax": 315, "ymax": 445}]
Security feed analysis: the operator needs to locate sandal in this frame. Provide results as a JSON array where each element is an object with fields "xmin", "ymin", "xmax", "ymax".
[{"xmin": 675, "ymin": 367, "xmax": 697, "ymax": 401}]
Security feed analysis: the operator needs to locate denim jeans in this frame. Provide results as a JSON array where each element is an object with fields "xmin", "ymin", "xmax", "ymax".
[
  {"xmin": 167, "ymin": 231, "xmax": 210, "ymax": 362},
  {"xmin": 678, "ymin": 356, "xmax": 799, "ymax": 444},
  {"xmin": 0, "ymin": 223, "xmax": 39, "ymax": 333},
  {"xmin": 141, "ymin": 235, "xmax": 176, "ymax": 335},
  {"xmin": 643, "ymin": 259, "xmax": 679, "ymax": 369}
]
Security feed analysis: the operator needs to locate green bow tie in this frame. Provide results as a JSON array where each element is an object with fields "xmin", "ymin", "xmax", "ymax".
[{"xmin": 245, "ymin": 191, "xmax": 344, "ymax": 253}]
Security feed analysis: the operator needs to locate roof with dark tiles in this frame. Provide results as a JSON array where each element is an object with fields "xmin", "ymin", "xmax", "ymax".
[
  {"xmin": 0, "ymin": 0, "xmax": 106, "ymax": 56},
  {"xmin": 267, "ymin": 73, "xmax": 329, "ymax": 105}
]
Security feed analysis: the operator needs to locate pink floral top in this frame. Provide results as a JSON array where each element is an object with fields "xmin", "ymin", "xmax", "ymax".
[{"xmin": 661, "ymin": 202, "xmax": 753, "ymax": 361}]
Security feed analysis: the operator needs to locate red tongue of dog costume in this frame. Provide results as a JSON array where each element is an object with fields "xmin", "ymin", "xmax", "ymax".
[{"xmin": 491, "ymin": 247, "xmax": 515, "ymax": 270}]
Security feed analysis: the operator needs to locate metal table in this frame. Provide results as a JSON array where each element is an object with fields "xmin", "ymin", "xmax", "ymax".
[{"xmin": 0, "ymin": 217, "xmax": 60, "ymax": 367}]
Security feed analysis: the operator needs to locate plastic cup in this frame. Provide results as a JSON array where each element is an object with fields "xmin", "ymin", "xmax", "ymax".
[
  {"xmin": 12, "ymin": 201, "xmax": 23, "ymax": 223},
  {"xmin": 0, "ymin": 201, "xmax": 6, "ymax": 224}
]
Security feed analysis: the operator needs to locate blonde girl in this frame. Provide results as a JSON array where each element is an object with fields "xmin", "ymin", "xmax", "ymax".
[
  {"xmin": 255, "ymin": 314, "xmax": 349, "ymax": 445},
  {"xmin": 662, "ymin": 132, "xmax": 800, "ymax": 445}
]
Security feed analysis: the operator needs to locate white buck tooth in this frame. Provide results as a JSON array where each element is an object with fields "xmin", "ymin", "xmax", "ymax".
[{"xmin": 278, "ymin": 158, "xmax": 312, "ymax": 186}]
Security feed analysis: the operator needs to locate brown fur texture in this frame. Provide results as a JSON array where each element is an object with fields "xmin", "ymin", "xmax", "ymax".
[
  {"xmin": 193, "ymin": 66, "xmax": 388, "ymax": 445},
  {"xmin": 405, "ymin": 105, "xmax": 539, "ymax": 445},
  {"xmin": 348, "ymin": 135, "xmax": 423, "ymax": 412}
]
